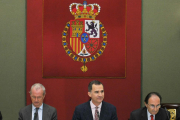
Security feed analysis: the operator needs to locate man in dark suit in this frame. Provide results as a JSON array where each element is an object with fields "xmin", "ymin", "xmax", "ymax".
[
  {"xmin": 129, "ymin": 92, "xmax": 169, "ymax": 120},
  {"xmin": 0, "ymin": 111, "xmax": 2, "ymax": 120},
  {"xmin": 176, "ymin": 107, "xmax": 180, "ymax": 120},
  {"xmin": 72, "ymin": 80, "xmax": 118, "ymax": 120},
  {"xmin": 18, "ymin": 83, "xmax": 57, "ymax": 120}
]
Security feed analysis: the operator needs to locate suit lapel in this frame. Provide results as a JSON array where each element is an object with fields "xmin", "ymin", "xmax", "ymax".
[
  {"xmin": 84, "ymin": 101, "xmax": 93, "ymax": 120},
  {"xmin": 42, "ymin": 104, "xmax": 49, "ymax": 120},
  {"xmin": 25, "ymin": 105, "xmax": 32, "ymax": 120},
  {"xmin": 155, "ymin": 109, "xmax": 162, "ymax": 120},
  {"xmin": 141, "ymin": 107, "xmax": 148, "ymax": 120},
  {"xmin": 99, "ymin": 101, "xmax": 110, "ymax": 120}
]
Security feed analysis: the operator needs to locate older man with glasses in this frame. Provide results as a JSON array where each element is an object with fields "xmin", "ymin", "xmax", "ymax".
[
  {"xmin": 129, "ymin": 92, "xmax": 170, "ymax": 120},
  {"xmin": 18, "ymin": 83, "xmax": 58, "ymax": 120}
]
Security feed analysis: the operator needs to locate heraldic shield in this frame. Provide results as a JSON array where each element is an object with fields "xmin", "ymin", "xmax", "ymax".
[{"xmin": 62, "ymin": 1, "xmax": 107, "ymax": 72}]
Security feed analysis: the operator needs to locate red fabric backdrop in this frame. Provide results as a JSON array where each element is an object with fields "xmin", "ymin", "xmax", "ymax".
[
  {"xmin": 42, "ymin": 0, "xmax": 126, "ymax": 78},
  {"xmin": 26, "ymin": 0, "xmax": 141, "ymax": 119}
]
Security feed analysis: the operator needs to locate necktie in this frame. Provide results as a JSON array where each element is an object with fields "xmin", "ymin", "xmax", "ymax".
[
  {"xmin": 95, "ymin": 107, "xmax": 99, "ymax": 120},
  {"xmin": 150, "ymin": 115, "xmax": 154, "ymax": 120},
  {"xmin": 34, "ymin": 108, "xmax": 39, "ymax": 120}
]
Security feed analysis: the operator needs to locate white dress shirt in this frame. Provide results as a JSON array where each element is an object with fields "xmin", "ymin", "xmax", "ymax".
[
  {"xmin": 32, "ymin": 104, "xmax": 43, "ymax": 120},
  {"xmin": 90, "ymin": 100, "xmax": 102, "ymax": 120},
  {"xmin": 147, "ymin": 109, "xmax": 155, "ymax": 120}
]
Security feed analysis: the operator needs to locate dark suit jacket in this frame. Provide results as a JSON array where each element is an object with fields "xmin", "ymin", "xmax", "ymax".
[
  {"xmin": 0, "ymin": 111, "xmax": 2, "ymax": 120},
  {"xmin": 18, "ymin": 103, "xmax": 57, "ymax": 120},
  {"xmin": 176, "ymin": 107, "xmax": 180, "ymax": 120},
  {"xmin": 129, "ymin": 107, "xmax": 169, "ymax": 120},
  {"xmin": 72, "ymin": 101, "xmax": 118, "ymax": 120}
]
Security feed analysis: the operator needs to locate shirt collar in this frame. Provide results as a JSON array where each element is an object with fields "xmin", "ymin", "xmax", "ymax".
[
  {"xmin": 147, "ymin": 109, "xmax": 155, "ymax": 118},
  {"xmin": 90, "ymin": 100, "xmax": 102, "ymax": 109},
  {"xmin": 32, "ymin": 103, "xmax": 43, "ymax": 110}
]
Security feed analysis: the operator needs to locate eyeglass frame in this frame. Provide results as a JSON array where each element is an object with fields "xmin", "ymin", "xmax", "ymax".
[
  {"xmin": 147, "ymin": 104, "xmax": 161, "ymax": 109},
  {"xmin": 31, "ymin": 96, "xmax": 44, "ymax": 100}
]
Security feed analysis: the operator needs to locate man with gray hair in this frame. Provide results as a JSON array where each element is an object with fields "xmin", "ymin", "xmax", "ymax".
[{"xmin": 18, "ymin": 83, "xmax": 57, "ymax": 120}]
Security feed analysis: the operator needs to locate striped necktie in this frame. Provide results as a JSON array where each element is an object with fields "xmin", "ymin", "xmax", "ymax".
[{"xmin": 95, "ymin": 107, "xmax": 99, "ymax": 120}]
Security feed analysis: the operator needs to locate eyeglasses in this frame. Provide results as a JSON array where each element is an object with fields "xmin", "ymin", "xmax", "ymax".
[
  {"xmin": 31, "ymin": 96, "xmax": 43, "ymax": 100},
  {"xmin": 148, "ymin": 104, "xmax": 161, "ymax": 109}
]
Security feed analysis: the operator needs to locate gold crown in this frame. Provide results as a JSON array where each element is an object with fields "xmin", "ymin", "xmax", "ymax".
[{"xmin": 69, "ymin": 1, "xmax": 101, "ymax": 20}]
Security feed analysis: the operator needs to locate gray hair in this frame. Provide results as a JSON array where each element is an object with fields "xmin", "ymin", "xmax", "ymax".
[{"xmin": 29, "ymin": 83, "xmax": 46, "ymax": 96}]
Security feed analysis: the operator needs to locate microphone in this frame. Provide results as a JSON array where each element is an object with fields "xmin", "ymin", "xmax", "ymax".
[
  {"xmin": 164, "ymin": 107, "xmax": 170, "ymax": 120},
  {"xmin": 34, "ymin": 112, "xmax": 37, "ymax": 117}
]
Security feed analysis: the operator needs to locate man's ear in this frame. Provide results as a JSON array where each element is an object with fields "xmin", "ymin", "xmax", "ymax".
[
  {"xmin": 43, "ymin": 94, "xmax": 46, "ymax": 99},
  {"xmin": 144, "ymin": 102, "xmax": 148, "ymax": 107},
  {"xmin": 88, "ymin": 92, "xmax": 91, "ymax": 97}
]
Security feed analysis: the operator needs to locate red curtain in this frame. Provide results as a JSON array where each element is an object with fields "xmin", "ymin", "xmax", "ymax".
[
  {"xmin": 27, "ymin": 0, "xmax": 141, "ymax": 119},
  {"xmin": 42, "ymin": 0, "xmax": 126, "ymax": 78}
]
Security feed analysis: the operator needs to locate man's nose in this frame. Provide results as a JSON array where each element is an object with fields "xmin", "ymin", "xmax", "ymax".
[
  {"xmin": 98, "ymin": 92, "xmax": 102, "ymax": 96},
  {"xmin": 154, "ymin": 107, "xmax": 157, "ymax": 111}
]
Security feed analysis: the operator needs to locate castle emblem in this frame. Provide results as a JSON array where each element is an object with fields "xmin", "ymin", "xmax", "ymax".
[{"xmin": 62, "ymin": 1, "xmax": 107, "ymax": 72}]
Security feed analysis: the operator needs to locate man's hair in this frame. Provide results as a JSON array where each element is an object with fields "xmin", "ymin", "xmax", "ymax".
[
  {"xmin": 144, "ymin": 92, "xmax": 162, "ymax": 104},
  {"xmin": 29, "ymin": 83, "xmax": 46, "ymax": 96},
  {"xmin": 88, "ymin": 80, "xmax": 103, "ymax": 92}
]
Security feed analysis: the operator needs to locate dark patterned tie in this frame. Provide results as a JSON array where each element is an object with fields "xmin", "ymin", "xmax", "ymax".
[
  {"xmin": 34, "ymin": 108, "xmax": 39, "ymax": 120},
  {"xmin": 95, "ymin": 107, "xmax": 99, "ymax": 120},
  {"xmin": 150, "ymin": 115, "xmax": 154, "ymax": 120}
]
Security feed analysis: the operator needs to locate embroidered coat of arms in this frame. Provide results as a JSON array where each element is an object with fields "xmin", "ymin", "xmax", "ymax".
[{"xmin": 62, "ymin": 1, "xmax": 107, "ymax": 72}]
